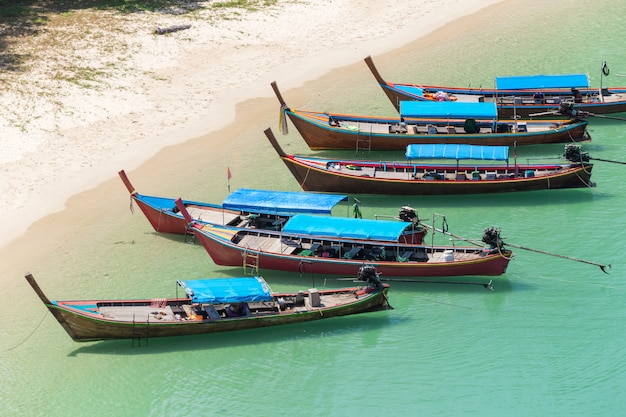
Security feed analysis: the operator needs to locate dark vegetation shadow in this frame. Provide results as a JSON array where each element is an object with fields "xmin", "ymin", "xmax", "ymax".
[{"xmin": 0, "ymin": 0, "xmax": 258, "ymax": 71}]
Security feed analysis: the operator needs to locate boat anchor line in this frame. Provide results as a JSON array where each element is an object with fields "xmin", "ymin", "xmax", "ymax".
[
  {"xmin": 128, "ymin": 195, "xmax": 135, "ymax": 215},
  {"xmin": 301, "ymin": 167, "xmax": 312, "ymax": 189},
  {"xmin": 4, "ymin": 309, "xmax": 50, "ymax": 352},
  {"xmin": 574, "ymin": 171, "xmax": 595, "ymax": 188}
]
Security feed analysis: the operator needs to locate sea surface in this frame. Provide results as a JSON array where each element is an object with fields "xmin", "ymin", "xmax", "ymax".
[{"xmin": 2, "ymin": 1, "xmax": 626, "ymax": 416}]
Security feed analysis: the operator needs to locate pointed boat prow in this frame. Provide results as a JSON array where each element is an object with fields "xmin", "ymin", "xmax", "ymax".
[
  {"xmin": 270, "ymin": 81, "xmax": 288, "ymax": 108},
  {"xmin": 24, "ymin": 273, "xmax": 82, "ymax": 341},
  {"xmin": 264, "ymin": 128, "xmax": 287, "ymax": 158},
  {"xmin": 364, "ymin": 55, "xmax": 386, "ymax": 85},
  {"xmin": 174, "ymin": 198, "xmax": 194, "ymax": 223},
  {"xmin": 118, "ymin": 169, "xmax": 137, "ymax": 196},
  {"xmin": 364, "ymin": 55, "xmax": 401, "ymax": 112},
  {"xmin": 24, "ymin": 272, "xmax": 52, "ymax": 305}
]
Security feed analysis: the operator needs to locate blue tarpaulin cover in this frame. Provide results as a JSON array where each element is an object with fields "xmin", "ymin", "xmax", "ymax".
[
  {"xmin": 495, "ymin": 74, "xmax": 589, "ymax": 90},
  {"xmin": 400, "ymin": 101, "xmax": 498, "ymax": 119},
  {"xmin": 283, "ymin": 214, "xmax": 409, "ymax": 241},
  {"xmin": 393, "ymin": 85, "xmax": 424, "ymax": 97},
  {"xmin": 222, "ymin": 189, "xmax": 347, "ymax": 216},
  {"xmin": 139, "ymin": 195, "xmax": 222, "ymax": 211},
  {"xmin": 177, "ymin": 277, "xmax": 272, "ymax": 304},
  {"xmin": 406, "ymin": 144, "xmax": 509, "ymax": 161}
]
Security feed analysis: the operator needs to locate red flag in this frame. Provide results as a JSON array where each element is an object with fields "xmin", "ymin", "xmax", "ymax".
[{"xmin": 227, "ymin": 167, "xmax": 232, "ymax": 180}]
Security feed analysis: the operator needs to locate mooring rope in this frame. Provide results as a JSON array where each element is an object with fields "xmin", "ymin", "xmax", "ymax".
[
  {"xmin": 279, "ymin": 105, "xmax": 289, "ymax": 135},
  {"xmin": 574, "ymin": 170, "xmax": 593, "ymax": 187},
  {"xmin": 301, "ymin": 167, "xmax": 311, "ymax": 188},
  {"xmin": 3, "ymin": 310, "xmax": 49, "ymax": 352}
]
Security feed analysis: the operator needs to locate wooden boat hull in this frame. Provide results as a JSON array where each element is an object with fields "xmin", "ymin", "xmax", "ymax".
[
  {"xmin": 285, "ymin": 109, "xmax": 590, "ymax": 150},
  {"xmin": 25, "ymin": 274, "xmax": 389, "ymax": 342},
  {"xmin": 119, "ymin": 170, "xmax": 225, "ymax": 234},
  {"xmin": 280, "ymin": 157, "xmax": 593, "ymax": 195},
  {"xmin": 490, "ymin": 101, "xmax": 626, "ymax": 119},
  {"xmin": 118, "ymin": 170, "xmax": 369, "ymax": 238},
  {"xmin": 190, "ymin": 226, "xmax": 511, "ymax": 278},
  {"xmin": 364, "ymin": 55, "xmax": 626, "ymax": 118},
  {"xmin": 377, "ymin": 85, "xmax": 626, "ymax": 118},
  {"xmin": 130, "ymin": 195, "xmax": 227, "ymax": 234},
  {"xmin": 265, "ymin": 128, "xmax": 594, "ymax": 195},
  {"xmin": 46, "ymin": 294, "xmax": 386, "ymax": 342}
]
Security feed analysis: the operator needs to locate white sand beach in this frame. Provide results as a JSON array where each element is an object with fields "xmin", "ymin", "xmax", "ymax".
[{"xmin": 0, "ymin": 0, "xmax": 503, "ymax": 250}]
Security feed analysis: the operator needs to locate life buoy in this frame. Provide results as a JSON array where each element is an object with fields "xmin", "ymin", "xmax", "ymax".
[{"xmin": 602, "ymin": 61, "xmax": 610, "ymax": 76}]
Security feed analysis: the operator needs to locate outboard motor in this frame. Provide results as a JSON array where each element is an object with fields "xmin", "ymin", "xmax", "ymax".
[
  {"xmin": 558, "ymin": 101, "xmax": 588, "ymax": 120},
  {"xmin": 399, "ymin": 206, "xmax": 418, "ymax": 224},
  {"xmin": 357, "ymin": 265, "xmax": 383, "ymax": 290},
  {"xmin": 564, "ymin": 144, "xmax": 590, "ymax": 163},
  {"xmin": 482, "ymin": 227, "xmax": 505, "ymax": 251}
]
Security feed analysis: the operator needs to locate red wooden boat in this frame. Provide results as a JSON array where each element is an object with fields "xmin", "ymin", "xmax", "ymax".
[
  {"xmin": 271, "ymin": 82, "xmax": 590, "ymax": 150},
  {"xmin": 119, "ymin": 170, "xmax": 349, "ymax": 235},
  {"xmin": 119, "ymin": 170, "xmax": 427, "ymax": 243},
  {"xmin": 264, "ymin": 128, "xmax": 594, "ymax": 196},
  {"xmin": 176, "ymin": 200, "xmax": 513, "ymax": 279},
  {"xmin": 365, "ymin": 55, "xmax": 626, "ymax": 118}
]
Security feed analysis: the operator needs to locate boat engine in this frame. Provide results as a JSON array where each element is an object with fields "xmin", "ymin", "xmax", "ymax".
[
  {"xmin": 399, "ymin": 206, "xmax": 418, "ymax": 224},
  {"xmin": 564, "ymin": 144, "xmax": 590, "ymax": 163},
  {"xmin": 357, "ymin": 265, "xmax": 383, "ymax": 289},
  {"xmin": 482, "ymin": 227, "xmax": 505, "ymax": 250},
  {"xmin": 558, "ymin": 101, "xmax": 588, "ymax": 120}
]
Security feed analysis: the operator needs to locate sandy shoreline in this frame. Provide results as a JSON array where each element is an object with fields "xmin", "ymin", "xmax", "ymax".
[{"xmin": 0, "ymin": 0, "xmax": 503, "ymax": 250}]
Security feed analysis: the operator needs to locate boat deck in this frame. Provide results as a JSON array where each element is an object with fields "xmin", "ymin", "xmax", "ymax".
[
  {"xmin": 186, "ymin": 207, "xmax": 286, "ymax": 230},
  {"xmin": 321, "ymin": 159, "xmax": 566, "ymax": 182},
  {"xmin": 95, "ymin": 290, "xmax": 362, "ymax": 323},
  {"xmin": 336, "ymin": 119, "xmax": 561, "ymax": 136},
  {"xmin": 238, "ymin": 234, "xmax": 301, "ymax": 254},
  {"xmin": 237, "ymin": 231, "xmax": 484, "ymax": 263},
  {"xmin": 186, "ymin": 206, "xmax": 241, "ymax": 226},
  {"xmin": 99, "ymin": 305, "xmax": 177, "ymax": 322}
]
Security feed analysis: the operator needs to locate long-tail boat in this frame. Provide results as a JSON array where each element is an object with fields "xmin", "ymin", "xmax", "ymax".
[
  {"xmin": 25, "ymin": 268, "xmax": 390, "ymax": 342},
  {"xmin": 176, "ymin": 199, "xmax": 513, "ymax": 279},
  {"xmin": 271, "ymin": 82, "xmax": 590, "ymax": 150},
  {"xmin": 264, "ymin": 128, "xmax": 594, "ymax": 195},
  {"xmin": 119, "ymin": 170, "xmax": 426, "ymax": 243},
  {"xmin": 119, "ymin": 169, "xmax": 348, "ymax": 234},
  {"xmin": 365, "ymin": 55, "xmax": 626, "ymax": 118}
]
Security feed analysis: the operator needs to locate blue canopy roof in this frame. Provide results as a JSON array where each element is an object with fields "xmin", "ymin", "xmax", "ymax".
[
  {"xmin": 283, "ymin": 214, "xmax": 409, "ymax": 242},
  {"xmin": 400, "ymin": 101, "xmax": 498, "ymax": 119},
  {"xmin": 495, "ymin": 74, "xmax": 589, "ymax": 90},
  {"xmin": 406, "ymin": 144, "xmax": 509, "ymax": 161},
  {"xmin": 222, "ymin": 189, "xmax": 348, "ymax": 216},
  {"xmin": 392, "ymin": 84, "xmax": 424, "ymax": 98},
  {"xmin": 177, "ymin": 277, "xmax": 272, "ymax": 304}
]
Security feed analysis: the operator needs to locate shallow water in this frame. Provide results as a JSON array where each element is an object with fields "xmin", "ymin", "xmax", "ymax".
[{"xmin": 2, "ymin": 0, "xmax": 626, "ymax": 416}]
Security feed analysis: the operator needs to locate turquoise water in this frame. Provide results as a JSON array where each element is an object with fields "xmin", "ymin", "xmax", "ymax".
[{"xmin": 2, "ymin": 0, "xmax": 626, "ymax": 415}]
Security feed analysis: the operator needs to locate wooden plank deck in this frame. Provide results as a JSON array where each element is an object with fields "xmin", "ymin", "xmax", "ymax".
[
  {"xmin": 186, "ymin": 207, "xmax": 240, "ymax": 226},
  {"xmin": 98, "ymin": 305, "xmax": 177, "ymax": 322}
]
